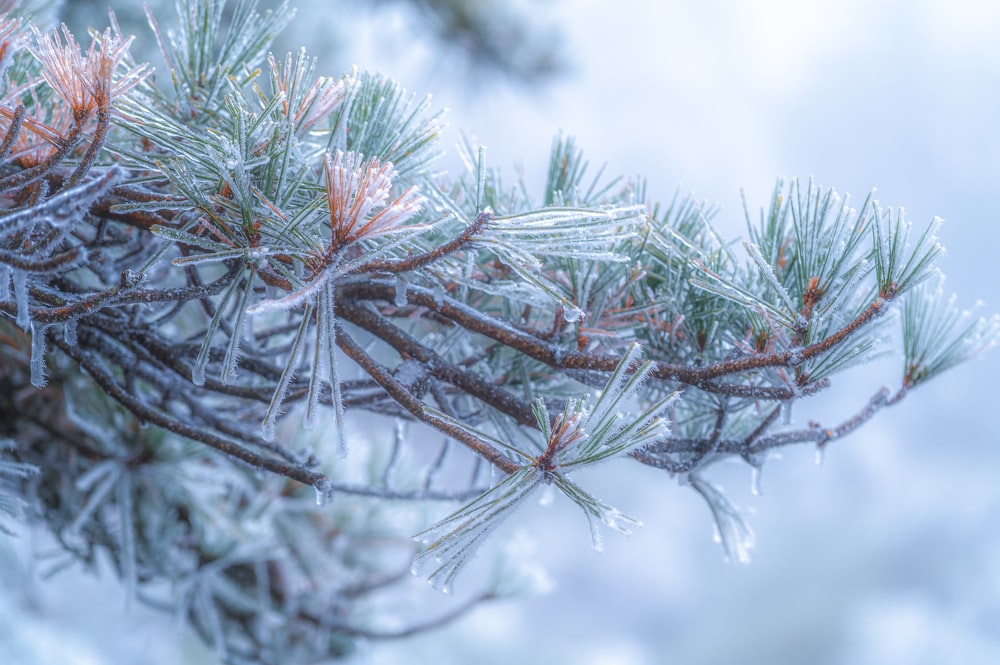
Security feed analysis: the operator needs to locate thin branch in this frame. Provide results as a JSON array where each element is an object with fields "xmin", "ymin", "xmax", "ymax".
[
  {"xmin": 50, "ymin": 335, "xmax": 330, "ymax": 488},
  {"xmin": 0, "ymin": 114, "xmax": 84, "ymax": 193},
  {"xmin": 335, "ymin": 323, "xmax": 521, "ymax": 474},
  {"xmin": 337, "ymin": 299, "xmax": 538, "ymax": 427},
  {"xmin": 340, "ymin": 279, "xmax": 867, "ymax": 397},
  {"xmin": 0, "ymin": 104, "xmax": 27, "ymax": 162},
  {"xmin": 352, "ymin": 208, "xmax": 493, "ymax": 274},
  {"xmin": 634, "ymin": 386, "xmax": 897, "ymax": 468}
]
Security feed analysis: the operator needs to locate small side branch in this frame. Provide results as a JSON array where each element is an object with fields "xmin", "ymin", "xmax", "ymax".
[
  {"xmin": 635, "ymin": 386, "xmax": 896, "ymax": 469},
  {"xmin": 338, "ymin": 299, "xmax": 537, "ymax": 427},
  {"xmin": 353, "ymin": 208, "xmax": 493, "ymax": 274},
  {"xmin": 335, "ymin": 323, "xmax": 521, "ymax": 474}
]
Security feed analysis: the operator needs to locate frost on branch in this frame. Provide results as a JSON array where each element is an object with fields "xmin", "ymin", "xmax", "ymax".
[
  {"xmin": 1, "ymin": 0, "xmax": 998, "ymax": 660},
  {"xmin": 413, "ymin": 344, "xmax": 678, "ymax": 592}
]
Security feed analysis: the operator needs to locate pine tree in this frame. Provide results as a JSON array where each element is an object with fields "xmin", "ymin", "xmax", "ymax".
[{"xmin": 1, "ymin": 1, "xmax": 997, "ymax": 662}]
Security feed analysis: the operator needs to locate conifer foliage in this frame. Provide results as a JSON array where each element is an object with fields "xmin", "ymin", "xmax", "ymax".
[{"xmin": 0, "ymin": 0, "xmax": 997, "ymax": 661}]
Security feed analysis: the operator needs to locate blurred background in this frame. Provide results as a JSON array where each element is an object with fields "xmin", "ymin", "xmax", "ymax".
[{"xmin": 3, "ymin": 0, "xmax": 1000, "ymax": 663}]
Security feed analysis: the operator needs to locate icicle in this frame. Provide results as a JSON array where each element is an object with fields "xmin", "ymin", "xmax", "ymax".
[
  {"xmin": 815, "ymin": 445, "xmax": 826, "ymax": 466},
  {"xmin": 395, "ymin": 418, "xmax": 407, "ymax": 445},
  {"xmin": 63, "ymin": 319, "xmax": 78, "ymax": 345},
  {"xmin": 30, "ymin": 323, "xmax": 48, "ymax": 388},
  {"xmin": 313, "ymin": 477, "xmax": 333, "ymax": 506},
  {"xmin": 425, "ymin": 438, "xmax": 451, "ymax": 489},
  {"xmin": 589, "ymin": 520, "xmax": 606, "ymax": 553},
  {"xmin": 191, "ymin": 360, "xmax": 206, "ymax": 387},
  {"xmin": 750, "ymin": 465, "xmax": 763, "ymax": 496},
  {"xmin": 393, "ymin": 274, "xmax": 408, "ymax": 307},
  {"xmin": 333, "ymin": 379, "xmax": 348, "ymax": 459},
  {"xmin": 243, "ymin": 309, "xmax": 256, "ymax": 346},
  {"xmin": 13, "ymin": 268, "xmax": 29, "ymax": 331},
  {"xmin": 261, "ymin": 416, "xmax": 278, "ymax": 444},
  {"xmin": 780, "ymin": 400, "xmax": 794, "ymax": 425},
  {"xmin": 381, "ymin": 419, "xmax": 404, "ymax": 487}
]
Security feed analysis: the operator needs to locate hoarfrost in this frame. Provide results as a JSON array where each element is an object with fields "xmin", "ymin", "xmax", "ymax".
[
  {"xmin": 552, "ymin": 347, "xmax": 564, "ymax": 366},
  {"xmin": 786, "ymin": 346, "xmax": 805, "ymax": 367},
  {"xmin": 0, "ymin": 167, "xmax": 120, "ymax": 233}
]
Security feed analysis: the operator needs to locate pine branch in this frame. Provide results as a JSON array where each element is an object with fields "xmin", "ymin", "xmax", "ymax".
[{"xmin": 1, "ymin": 0, "xmax": 997, "ymax": 659}]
